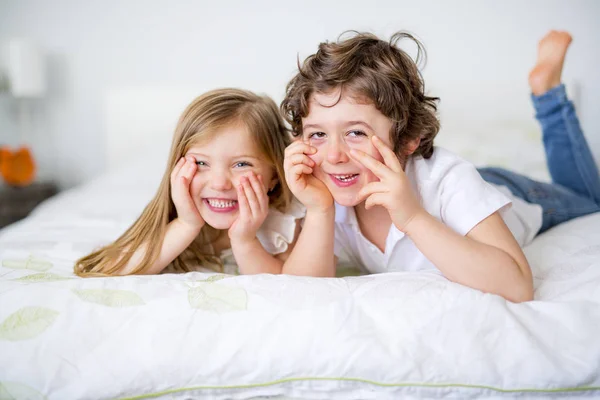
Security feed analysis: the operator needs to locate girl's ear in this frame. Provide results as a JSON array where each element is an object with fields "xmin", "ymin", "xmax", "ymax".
[
  {"xmin": 268, "ymin": 176, "xmax": 279, "ymax": 193},
  {"xmin": 404, "ymin": 137, "xmax": 421, "ymax": 155}
]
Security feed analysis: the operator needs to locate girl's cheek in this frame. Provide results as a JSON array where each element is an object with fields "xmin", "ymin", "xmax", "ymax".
[{"xmin": 189, "ymin": 175, "xmax": 205, "ymax": 195}]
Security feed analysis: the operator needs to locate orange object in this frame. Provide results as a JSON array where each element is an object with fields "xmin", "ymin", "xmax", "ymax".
[{"xmin": 0, "ymin": 146, "xmax": 37, "ymax": 186}]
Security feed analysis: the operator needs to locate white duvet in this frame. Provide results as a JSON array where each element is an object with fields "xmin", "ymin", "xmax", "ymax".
[{"xmin": 1, "ymin": 164, "xmax": 599, "ymax": 399}]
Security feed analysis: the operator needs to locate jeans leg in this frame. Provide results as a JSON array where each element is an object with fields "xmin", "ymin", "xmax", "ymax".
[
  {"xmin": 533, "ymin": 84, "xmax": 600, "ymax": 205},
  {"xmin": 478, "ymin": 167, "xmax": 600, "ymax": 234}
]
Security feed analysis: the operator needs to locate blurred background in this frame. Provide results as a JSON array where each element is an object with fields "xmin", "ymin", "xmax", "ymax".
[{"xmin": 1, "ymin": 0, "xmax": 599, "ymax": 190}]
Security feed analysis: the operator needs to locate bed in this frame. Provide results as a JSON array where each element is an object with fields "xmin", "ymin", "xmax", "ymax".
[{"xmin": 1, "ymin": 85, "xmax": 599, "ymax": 399}]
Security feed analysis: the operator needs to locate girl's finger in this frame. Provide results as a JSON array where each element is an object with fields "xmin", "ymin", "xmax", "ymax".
[
  {"xmin": 176, "ymin": 175, "xmax": 197, "ymax": 211},
  {"xmin": 372, "ymin": 136, "xmax": 403, "ymax": 172},
  {"xmin": 241, "ymin": 176, "xmax": 260, "ymax": 219},
  {"xmin": 364, "ymin": 193, "xmax": 388, "ymax": 211},
  {"xmin": 171, "ymin": 157, "xmax": 186, "ymax": 181},
  {"xmin": 237, "ymin": 182, "xmax": 250, "ymax": 221},
  {"xmin": 349, "ymin": 149, "xmax": 392, "ymax": 179},
  {"xmin": 183, "ymin": 157, "xmax": 197, "ymax": 181},
  {"xmin": 248, "ymin": 173, "xmax": 268, "ymax": 214}
]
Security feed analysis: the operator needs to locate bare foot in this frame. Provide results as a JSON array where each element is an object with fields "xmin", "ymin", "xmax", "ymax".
[{"xmin": 528, "ymin": 31, "xmax": 572, "ymax": 96}]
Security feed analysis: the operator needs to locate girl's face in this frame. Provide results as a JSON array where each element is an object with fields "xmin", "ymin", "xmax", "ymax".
[
  {"xmin": 185, "ymin": 124, "xmax": 277, "ymax": 230},
  {"xmin": 301, "ymin": 91, "xmax": 394, "ymax": 207}
]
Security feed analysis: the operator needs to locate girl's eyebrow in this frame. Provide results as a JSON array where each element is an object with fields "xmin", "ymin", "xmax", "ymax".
[{"xmin": 186, "ymin": 152, "xmax": 260, "ymax": 160}]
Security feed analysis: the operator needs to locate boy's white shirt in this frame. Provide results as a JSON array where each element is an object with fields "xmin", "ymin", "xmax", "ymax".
[{"xmin": 334, "ymin": 146, "xmax": 543, "ymax": 274}]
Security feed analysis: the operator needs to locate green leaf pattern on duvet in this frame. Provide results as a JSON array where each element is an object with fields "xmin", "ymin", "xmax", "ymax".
[
  {"xmin": 0, "ymin": 307, "xmax": 59, "ymax": 341},
  {"xmin": 0, "ymin": 381, "xmax": 45, "ymax": 400},
  {"xmin": 12, "ymin": 273, "xmax": 73, "ymax": 282},
  {"xmin": 72, "ymin": 289, "xmax": 145, "ymax": 307},
  {"xmin": 2, "ymin": 257, "xmax": 53, "ymax": 272},
  {"xmin": 188, "ymin": 283, "xmax": 247, "ymax": 312}
]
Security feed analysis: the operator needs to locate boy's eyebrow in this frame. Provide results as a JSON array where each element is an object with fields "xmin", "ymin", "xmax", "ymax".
[
  {"xmin": 302, "ymin": 123, "xmax": 322, "ymax": 131},
  {"xmin": 344, "ymin": 121, "xmax": 374, "ymax": 131},
  {"xmin": 303, "ymin": 120, "xmax": 374, "ymax": 132}
]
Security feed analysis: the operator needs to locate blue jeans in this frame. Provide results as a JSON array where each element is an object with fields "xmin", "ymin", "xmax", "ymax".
[{"xmin": 478, "ymin": 84, "xmax": 600, "ymax": 235}]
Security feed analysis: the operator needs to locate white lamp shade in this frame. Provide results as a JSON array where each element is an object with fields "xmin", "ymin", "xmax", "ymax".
[{"xmin": 8, "ymin": 39, "xmax": 46, "ymax": 98}]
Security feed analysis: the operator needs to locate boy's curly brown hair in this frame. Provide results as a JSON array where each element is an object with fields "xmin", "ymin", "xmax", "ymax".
[{"xmin": 281, "ymin": 31, "xmax": 440, "ymax": 159}]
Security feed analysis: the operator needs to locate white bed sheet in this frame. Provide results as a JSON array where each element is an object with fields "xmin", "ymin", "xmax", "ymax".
[{"xmin": 1, "ymin": 162, "xmax": 599, "ymax": 399}]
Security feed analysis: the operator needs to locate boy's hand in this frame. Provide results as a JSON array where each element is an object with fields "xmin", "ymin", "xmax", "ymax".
[
  {"xmin": 284, "ymin": 141, "xmax": 333, "ymax": 212},
  {"xmin": 351, "ymin": 136, "xmax": 425, "ymax": 233},
  {"xmin": 170, "ymin": 156, "xmax": 205, "ymax": 231},
  {"xmin": 228, "ymin": 172, "xmax": 270, "ymax": 244}
]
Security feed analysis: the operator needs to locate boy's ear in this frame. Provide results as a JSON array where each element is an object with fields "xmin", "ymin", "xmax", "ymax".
[{"xmin": 404, "ymin": 137, "xmax": 421, "ymax": 155}]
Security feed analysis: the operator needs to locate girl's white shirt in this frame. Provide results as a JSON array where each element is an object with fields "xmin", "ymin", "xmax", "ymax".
[{"xmin": 164, "ymin": 198, "xmax": 306, "ymax": 275}]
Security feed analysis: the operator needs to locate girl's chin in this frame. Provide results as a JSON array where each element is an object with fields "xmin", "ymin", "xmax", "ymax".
[{"xmin": 200, "ymin": 214, "xmax": 237, "ymax": 230}]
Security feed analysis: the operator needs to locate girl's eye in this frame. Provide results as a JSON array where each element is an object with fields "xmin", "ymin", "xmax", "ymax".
[
  {"xmin": 308, "ymin": 132, "xmax": 326, "ymax": 139},
  {"xmin": 347, "ymin": 130, "xmax": 367, "ymax": 138},
  {"xmin": 195, "ymin": 161, "xmax": 207, "ymax": 166},
  {"xmin": 234, "ymin": 161, "xmax": 252, "ymax": 168}
]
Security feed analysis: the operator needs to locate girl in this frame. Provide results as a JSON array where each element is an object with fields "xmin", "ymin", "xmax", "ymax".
[
  {"xmin": 75, "ymin": 88, "xmax": 331, "ymax": 277},
  {"xmin": 281, "ymin": 30, "xmax": 600, "ymax": 302}
]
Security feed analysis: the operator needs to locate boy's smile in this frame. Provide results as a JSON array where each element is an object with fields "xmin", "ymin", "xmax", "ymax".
[{"xmin": 302, "ymin": 90, "xmax": 394, "ymax": 206}]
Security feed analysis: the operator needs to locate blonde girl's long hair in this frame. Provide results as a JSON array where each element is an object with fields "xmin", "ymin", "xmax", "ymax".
[{"xmin": 75, "ymin": 88, "xmax": 292, "ymax": 277}]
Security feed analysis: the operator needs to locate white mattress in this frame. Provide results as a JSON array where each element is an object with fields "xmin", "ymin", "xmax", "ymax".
[{"xmin": 1, "ymin": 162, "xmax": 599, "ymax": 399}]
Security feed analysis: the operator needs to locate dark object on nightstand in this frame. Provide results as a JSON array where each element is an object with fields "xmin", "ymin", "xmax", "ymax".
[{"xmin": 0, "ymin": 182, "xmax": 58, "ymax": 229}]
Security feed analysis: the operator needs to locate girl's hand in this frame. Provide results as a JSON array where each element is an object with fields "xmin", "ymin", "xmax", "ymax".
[
  {"xmin": 351, "ymin": 136, "xmax": 425, "ymax": 233},
  {"xmin": 228, "ymin": 172, "xmax": 270, "ymax": 244},
  {"xmin": 284, "ymin": 141, "xmax": 333, "ymax": 212},
  {"xmin": 170, "ymin": 156, "xmax": 205, "ymax": 231}
]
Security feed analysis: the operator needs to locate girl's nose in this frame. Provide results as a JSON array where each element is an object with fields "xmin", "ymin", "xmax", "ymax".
[{"xmin": 210, "ymin": 170, "xmax": 233, "ymax": 191}]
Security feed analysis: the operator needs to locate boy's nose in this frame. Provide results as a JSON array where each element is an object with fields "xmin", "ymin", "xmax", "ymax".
[{"xmin": 326, "ymin": 137, "xmax": 350, "ymax": 164}]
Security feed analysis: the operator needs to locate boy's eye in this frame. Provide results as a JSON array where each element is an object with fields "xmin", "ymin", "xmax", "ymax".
[
  {"xmin": 234, "ymin": 161, "xmax": 252, "ymax": 168},
  {"xmin": 308, "ymin": 132, "xmax": 326, "ymax": 139},
  {"xmin": 347, "ymin": 130, "xmax": 367, "ymax": 138}
]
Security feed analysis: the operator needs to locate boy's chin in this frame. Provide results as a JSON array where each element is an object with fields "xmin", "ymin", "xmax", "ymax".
[{"xmin": 331, "ymin": 191, "xmax": 363, "ymax": 207}]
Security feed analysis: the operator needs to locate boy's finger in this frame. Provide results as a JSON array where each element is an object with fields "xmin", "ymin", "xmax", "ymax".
[
  {"xmin": 364, "ymin": 193, "xmax": 388, "ymax": 211},
  {"xmin": 285, "ymin": 142, "xmax": 317, "ymax": 157},
  {"xmin": 288, "ymin": 153, "xmax": 315, "ymax": 167},
  {"xmin": 349, "ymin": 149, "xmax": 391, "ymax": 179},
  {"xmin": 357, "ymin": 182, "xmax": 388, "ymax": 202},
  {"xmin": 292, "ymin": 164, "xmax": 313, "ymax": 179},
  {"xmin": 372, "ymin": 136, "xmax": 402, "ymax": 172}
]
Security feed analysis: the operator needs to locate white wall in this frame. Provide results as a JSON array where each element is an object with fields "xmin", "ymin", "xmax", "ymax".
[{"xmin": 1, "ymin": 0, "xmax": 599, "ymax": 189}]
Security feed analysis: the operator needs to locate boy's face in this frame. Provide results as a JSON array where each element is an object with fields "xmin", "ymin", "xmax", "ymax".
[{"xmin": 301, "ymin": 91, "xmax": 394, "ymax": 207}]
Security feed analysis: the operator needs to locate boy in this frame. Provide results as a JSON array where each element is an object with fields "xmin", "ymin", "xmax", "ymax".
[{"xmin": 282, "ymin": 31, "xmax": 600, "ymax": 303}]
